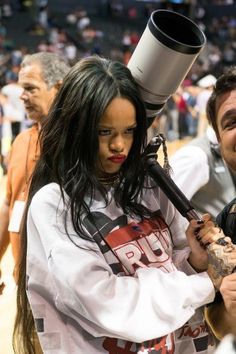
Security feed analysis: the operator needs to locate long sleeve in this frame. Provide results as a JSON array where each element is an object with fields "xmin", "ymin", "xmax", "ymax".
[{"xmin": 27, "ymin": 183, "xmax": 215, "ymax": 344}]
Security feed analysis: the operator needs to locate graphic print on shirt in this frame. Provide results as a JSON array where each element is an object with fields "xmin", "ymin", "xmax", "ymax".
[{"xmin": 83, "ymin": 210, "xmax": 214, "ymax": 354}]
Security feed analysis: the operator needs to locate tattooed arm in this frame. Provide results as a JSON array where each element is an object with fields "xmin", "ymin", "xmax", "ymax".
[
  {"xmin": 186, "ymin": 213, "xmax": 236, "ymax": 290},
  {"xmin": 203, "ymin": 235, "xmax": 236, "ymax": 340}
]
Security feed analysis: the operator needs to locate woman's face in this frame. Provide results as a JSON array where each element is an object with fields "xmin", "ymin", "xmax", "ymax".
[
  {"xmin": 216, "ymin": 89, "xmax": 236, "ymax": 171},
  {"xmin": 97, "ymin": 97, "xmax": 137, "ymax": 175}
]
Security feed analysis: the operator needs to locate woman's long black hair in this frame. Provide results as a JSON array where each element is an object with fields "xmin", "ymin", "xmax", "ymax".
[
  {"xmin": 29, "ymin": 55, "xmax": 150, "ymax": 239},
  {"xmin": 13, "ymin": 55, "xmax": 150, "ymax": 353}
]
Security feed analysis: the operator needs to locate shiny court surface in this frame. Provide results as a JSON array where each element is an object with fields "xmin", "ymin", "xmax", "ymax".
[{"xmin": 0, "ymin": 138, "xmax": 189, "ymax": 354}]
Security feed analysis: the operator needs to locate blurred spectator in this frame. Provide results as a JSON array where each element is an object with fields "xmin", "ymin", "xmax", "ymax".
[
  {"xmin": 0, "ymin": 21, "xmax": 6, "ymax": 37},
  {"xmin": 10, "ymin": 48, "xmax": 26, "ymax": 66},
  {"xmin": 222, "ymin": 43, "xmax": 235, "ymax": 66},
  {"xmin": 77, "ymin": 16, "xmax": 90, "ymax": 34},
  {"xmin": 196, "ymin": 74, "xmax": 217, "ymax": 137},
  {"xmin": 0, "ymin": 1, "xmax": 12, "ymax": 18},
  {"xmin": 108, "ymin": 0, "xmax": 124, "ymax": 17},
  {"xmin": 173, "ymin": 86, "xmax": 189, "ymax": 139},
  {"xmin": 122, "ymin": 30, "xmax": 131, "ymax": 52},
  {"xmin": 128, "ymin": 6, "xmax": 138, "ymax": 20},
  {"xmin": 1, "ymin": 66, "xmax": 25, "ymax": 142},
  {"xmin": 37, "ymin": 0, "xmax": 49, "ymax": 29},
  {"xmin": 64, "ymin": 41, "xmax": 77, "ymax": 64},
  {"xmin": 158, "ymin": 96, "xmax": 179, "ymax": 141},
  {"xmin": 183, "ymin": 84, "xmax": 201, "ymax": 137}
]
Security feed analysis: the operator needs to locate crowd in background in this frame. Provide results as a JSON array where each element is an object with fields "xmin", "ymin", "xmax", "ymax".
[
  {"xmin": 0, "ymin": 2, "xmax": 236, "ymax": 354},
  {"xmin": 0, "ymin": 0, "xmax": 236, "ymax": 173}
]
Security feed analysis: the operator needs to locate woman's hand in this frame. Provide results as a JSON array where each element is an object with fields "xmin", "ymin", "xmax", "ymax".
[{"xmin": 186, "ymin": 214, "xmax": 224, "ymax": 272}]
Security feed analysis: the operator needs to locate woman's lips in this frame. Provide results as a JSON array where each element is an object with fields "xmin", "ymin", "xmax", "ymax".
[{"xmin": 108, "ymin": 155, "xmax": 126, "ymax": 163}]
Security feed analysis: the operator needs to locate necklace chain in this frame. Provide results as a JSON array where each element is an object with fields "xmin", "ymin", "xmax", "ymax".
[{"xmin": 97, "ymin": 173, "xmax": 120, "ymax": 186}]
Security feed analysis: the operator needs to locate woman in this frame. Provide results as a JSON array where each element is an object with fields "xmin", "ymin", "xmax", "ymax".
[{"xmin": 14, "ymin": 56, "xmax": 228, "ymax": 354}]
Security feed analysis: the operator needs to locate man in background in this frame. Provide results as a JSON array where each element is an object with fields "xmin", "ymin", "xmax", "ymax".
[
  {"xmin": 170, "ymin": 75, "xmax": 235, "ymax": 222},
  {"xmin": 202, "ymin": 67, "xmax": 236, "ymax": 341},
  {"xmin": 0, "ymin": 52, "xmax": 70, "ymax": 285},
  {"xmin": 170, "ymin": 123, "xmax": 235, "ymax": 222}
]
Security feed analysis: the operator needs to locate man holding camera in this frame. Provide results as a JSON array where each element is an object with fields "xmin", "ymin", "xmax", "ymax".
[{"xmin": 204, "ymin": 67, "xmax": 236, "ymax": 340}]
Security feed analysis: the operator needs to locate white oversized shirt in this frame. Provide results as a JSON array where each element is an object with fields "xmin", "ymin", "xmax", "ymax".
[{"xmin": 26, "ymin": 182, "xmax": 216, "ymax": 354}]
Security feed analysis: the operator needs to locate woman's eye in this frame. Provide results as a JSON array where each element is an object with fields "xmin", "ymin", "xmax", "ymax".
[
  {"xmin": 125, "ymin": 127, "xmax": 136, "ymax": 134},
  {"xmin": 98, "ymin": 129, "xmax": 111, "ymax": 136}
]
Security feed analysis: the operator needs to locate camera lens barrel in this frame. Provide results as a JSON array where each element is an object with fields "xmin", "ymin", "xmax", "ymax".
[{"xmin": 127, "ymin": 10, "xmax": 206, "ymax": 118}]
